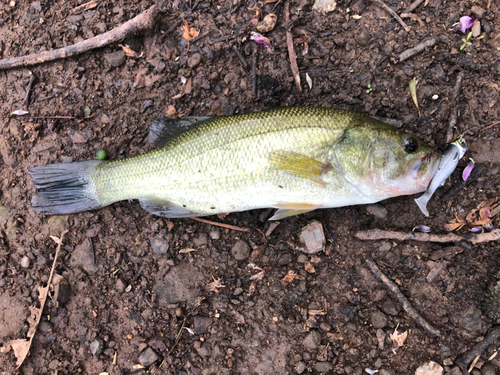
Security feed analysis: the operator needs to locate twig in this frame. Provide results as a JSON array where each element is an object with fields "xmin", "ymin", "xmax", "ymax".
[
  {"xmin": 70, "ymin": 0, "xmax": 99, "ymax": 15},
  {"xmin": 284, "ymin": 0, "xmax": 301, "ymax": 91},
  {"xmin": 404, "ymin": 0, "xmax": 425, "ymax": 13},
  {"xmin": 442, "ymin": 164, "xmax": 486, "ymax": 201},
  {"xmin": 163, "ymin": 317, "xmax": 186, "ymax": 359},
  {"xmin": 398, "ymin": 36, "xmax": 440, "ymax": 62},
  {"xmin": 365, "ymin": 258, "xmax": 441, "ymax": 337},
  {"xmin": 252, "ymin": 46, "xmax": 258, "ymax": 97},
  {"xmin": 24, "ymin": 72, "xmax": 35, "ymax": 107},
  {"xmin": 29, "ymin": 114, "xmax": 95, "ymax": 120},
  {"xmin": 446, "ymin": 71, "xmax": 464, "ymax": 143},
  {"xmin": 189, "ymin": 217, "xmax": 250, "ymax": 232},
  {"xmin": 233, "ymin": 46, "xmax": 249, "ymax": 70},
  {"xmin": 401, "ymin": 13, "xmax": 425, "ymax": 26},
  {"xmin": 0, "ymin": 5, "xmax": 159, "ymax": 70},
  {"xmin": 371, "ymin": 0, "xmax": 410, "ymax": 32},
  {"xmin": 355, "ymin": 228, "xmax": 500, "ymax": 245},
  {"xmin": 457, "ymin": 326, "xmax": 500, "ymax": 374},
  {"xmin": 477, "ymin": 120, "xmax": 500, "ymax": 135}
]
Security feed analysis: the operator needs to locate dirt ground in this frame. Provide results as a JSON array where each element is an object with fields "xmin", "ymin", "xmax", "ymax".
[{"xmin": 0, "ymin": 0, "xmax": 500, "ymax": 373}]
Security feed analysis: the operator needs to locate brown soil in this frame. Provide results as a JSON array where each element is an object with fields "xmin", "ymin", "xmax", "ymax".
[{"xmin": 1, "ymin": 0, "xmax": 500, "ymax": 374}]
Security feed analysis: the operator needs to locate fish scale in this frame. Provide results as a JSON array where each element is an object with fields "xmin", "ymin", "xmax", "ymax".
[{"xmin": 29, "ymin": 107, "xmax": 441, "ymax": 219}]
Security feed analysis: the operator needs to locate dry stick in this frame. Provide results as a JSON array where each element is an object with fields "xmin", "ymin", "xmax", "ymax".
[
  {"xmin": 284, "ymin": 0, "xmax": 301, "ymax": 91},
  {"xmin": 252, "ymin": 46, "xmax": 258, "ymax": 97},
  {"xmin": 477, "ymin": 120, "xmax": 500, "ymax": 134},
  {"xmin": 355, "ymin": 228, "xmax": 500, "ymax": 245},
  {"xmin": 398, "ymin": 36, "xmax": 439, "ymax": 62},
  {"xmin": 446, "ymin": 71, "xmax": 464, "ymax": 143},
  {"xmin": 371, "ymin": 0, "xmax": 410, "ymax": 32},
  {"xmin": 365, "ymin": 258, "xmax": 441, "ymax": 337},
  {"xmin": 0, "ymin": 5, "xmax": 159, "ymax": 70},
  {"xmin": 24, "ymin": 72, "xmax": 35, "ymax": 107},
  {"xmin": 404, "ymin": 0, "xmax": 425, "ymax": 13},
  {"xmin": 232, "ymin": 46, "xmax": 249, "ymax": 70},
  {"xmin": 457, "ymin": 326, "xmax": 500, "ymax": 374},
  {"xmin": 190, "ymin": 217, "xmax": 250, "ymax": 232}
]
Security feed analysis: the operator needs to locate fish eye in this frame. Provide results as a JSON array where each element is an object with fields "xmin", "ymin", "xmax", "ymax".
[{"xmin": 403, "ymin": 136, "xmax": 419, "ymax": 153}]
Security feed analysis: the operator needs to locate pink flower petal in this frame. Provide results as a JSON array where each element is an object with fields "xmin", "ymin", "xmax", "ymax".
[
  {"xmin": 250, "ymin": 32, "xmax": 270, "ymax": 48},
  {"xmin": 462, "ymin": 159, "xmax": 474, "ymax": 181},
  {"xmin": 10, "ymin": 109, "xmax": 29, "ymax": 116},
  {"xmin": 413, "ymin": 225, "xmax": 431, "ymax": 233},
  {"xmin": 457, "ymin": 16, "xmax": 477, "ymax": 33},
  {"xmin": 470, "ymin": 227, "xmax": 482, "ymax": 233}
]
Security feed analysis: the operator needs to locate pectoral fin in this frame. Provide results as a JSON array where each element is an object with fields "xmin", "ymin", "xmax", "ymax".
[
  {"xmin": 269, "ymin": 151, "xmax": 332, "ymax": 184},
  {"xmin": 269, "ymin": 203, "xmax": 319, "ymax": 220},
  {"xmin": 139, "ymin": 198, "xmax": 203, "ymax": 218}
]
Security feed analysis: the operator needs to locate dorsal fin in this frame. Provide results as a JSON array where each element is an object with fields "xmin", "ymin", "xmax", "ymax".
[{"xmin": 148, "ymin": 115, "xmax": 212, "ymax": 147}]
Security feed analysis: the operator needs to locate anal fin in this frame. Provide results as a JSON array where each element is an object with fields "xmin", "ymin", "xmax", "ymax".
[
  {"xmin": 269, "ymin": 203, "xmax": 319, "ymax": 220},
  {"xmin": 139, "ymin": 198, "xmax": 203, "ymax": 218},
  {"xmin": 269, "ymin": 151, "xmax": 332, "ymax": 185}
]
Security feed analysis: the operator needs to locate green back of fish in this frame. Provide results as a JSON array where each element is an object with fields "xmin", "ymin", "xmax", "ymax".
[{"xmin": 89, "ymin": 107, "xmax": 390, "ymax": 209}]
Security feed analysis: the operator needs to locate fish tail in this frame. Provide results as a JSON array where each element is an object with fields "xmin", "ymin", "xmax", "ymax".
[
  {"xmin": 414, "ymin": 195, "xmax": 430, "ymax": 217},
  {"xmin": 29, "ymin": 160, "xmax": 103, "ymax": 215}
]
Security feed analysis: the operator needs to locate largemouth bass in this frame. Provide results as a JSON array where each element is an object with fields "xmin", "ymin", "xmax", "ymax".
[{"xmin": 30, "ymin": 107, "xmax": 441, "ymax": 220}]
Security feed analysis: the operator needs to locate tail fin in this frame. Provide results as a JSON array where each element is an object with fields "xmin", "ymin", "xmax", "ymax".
[{"xmin": 29, "ymin": 160, "xmax": 103, "ymax": 215}]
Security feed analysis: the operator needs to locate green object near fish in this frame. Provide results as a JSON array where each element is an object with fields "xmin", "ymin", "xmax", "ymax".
[{"xmin": 29, "ymin": 107, "xmax": 441, "ymax": 220}]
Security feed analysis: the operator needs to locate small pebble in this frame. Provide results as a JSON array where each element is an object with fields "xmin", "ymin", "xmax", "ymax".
[
  {"xmin": 471, "ymin": 5, "xmax": 485, "ymax": 18},
  {"xmin": 209, "ymin": 230, "xmax": 220, "ymax": 240},
  {"xmin": 302, "ymin": 331, "xmax": 321, "ymax": 350},
  {"xmin": 187, "ymin": 53, "xmax": 202, "ymax": 69},
  {"xmin": 193, "ymin": 316, "xmax": 213, "ymax": 335},
  {"xmin": 460, "ymin": 306, "xmax": 482, "ymax": 332},
  {"xmin": 366, "ymin": 204, "xmax": 388, "ymax": 219},
  {"xmin": 370, "ymin": 310, "xmax": 388, "ymax": 329},
  {"xmin": 20, "ymin": 256, "xmax": 30, "ymax": 268},
  {"xmin": 103, "ymin": 50, "xmax": 126, "ymax": 67},
  {"xmin": 315, "ymin": 362, "xmax": 333, "ymax": 372},
  {"xmin": 415, "ymin": 361, "xmax": 443, "ymax": 375},
  {"xmin": 295, "ymin": 362, "xmax": 307, "ymax": 374},
  {"xmin": 300, "ymin": 220, "xmax": 325, "ymax": 254},
  {"xmin": 432, "ymin": 94, "xmax": 439, "ymax": 100},
  {"xmin": 231, "ymin": 240, "xmax": 250, "ymax": 261},
  {"xmin": 138, "ymin": 347, "xmax": 159, "ymax": 367},
  {"xmin": 89, "ymin": 340, "xmax": 103, "ymax": 356},
  {"xmin": 151, "ymin": 237, "xmax": 169, "ymax": 254},
  {"xmin": 471, "ymin": 20, "xmax": 481, "ymax": 38},
  {"xmin": 115, "ymin": 278, "xmax": 126, "ymax": 293},
  {"xmin": 9, "ymin": 1, "xmax": 15, "ymax": 7}
]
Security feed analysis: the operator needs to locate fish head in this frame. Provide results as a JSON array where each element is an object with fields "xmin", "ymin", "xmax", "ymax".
[{"xmin": 333, "ymin": 124, "xmax": 441, "ymax": 199}]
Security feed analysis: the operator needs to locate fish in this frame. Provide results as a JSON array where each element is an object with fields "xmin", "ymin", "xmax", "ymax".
[
  {"xmin": 29, "ymin": 107, "xmax": 441, "ymax": 220},
  {"xmin": 414, "ymin": 136, "xmax": 467, "ymax": 217}
]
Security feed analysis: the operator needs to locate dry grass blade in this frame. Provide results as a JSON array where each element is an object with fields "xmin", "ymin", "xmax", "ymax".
[
  {"xmin": 189, "ymin": 217, "xmax": 250, "ymax": 232},
  {"xmin": 1, "ymin": 230, "xmax": 68, "ymax": 368},
  {"xmin": 409, "ymin": 77, "xmax": 420, "ymax": 116}
]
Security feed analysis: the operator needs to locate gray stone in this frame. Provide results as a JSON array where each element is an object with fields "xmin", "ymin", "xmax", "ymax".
[
  {"xmin": 193, "ymin": 316, "xmax": 213, "ymax": 335},
  {"xmin": 366, "ymin": 204, "xmax": 388, "ymax": 219},
  {"xmin": 302, "ymin": 331, "xmax": 321, "ymax": 350},
  {"xmin": 471, "ymin": 5, "xmax": 485, "ymax": 17},
  {"xmin": 460, "ymin": 306, "xmax": 483, "ymax": 332},
  {"xmin": 138, "ymin": 347, "xmax": 159, "ymax": 367},
  {"xmin": 70, "ymin": 239, "xmax": 97, "ymax": 274},
  {"xmin": 315, "ymin": 361, "xmax": 333, "ymax": 372},
  {"xmin": 187, "ymin": 53, "xmax": 202, "ymax": 68},
  {"xmin": 371, "ymin": 310, "xmax": 388, "ymax": 329},
  {"xmin": 193, "ymin": 341, "xmax": 210, "ymax": 357},
  {"xmin": 295, "ymin": 361, "xmax": 307, "ymax": 374},
  {"xmin": 209, "ymin": 230, "xmax": 220, "ymax": 240},
  {"xmin": 480, "ymin": 363, "xmax": 496, "ymax": 375},
  {"xmin": 153, "ymin": 263, "xmax": 203, "ymax": 304},
  {"xmin": 300, "ymin": 220, "xmax": 325, "ymax": 254},
  {"xmin": 89, "ymin": 340, "xmax": 103, "ymax": 356},
  {"xmin": 20, "ymin": 256, "xmax": 30, "ymax": 268},
  {"xmin": 193, "ymin": 233, "xmax": 208, "ymax": 247},
  {"xmin": 379, "ymin": 369, "xmax": 395, "ymax": 375},
  {"xmin": 381, "ymin": 300, "xmax": 400, "ymax": 316},
  {"xmin": 378, "ymin": 241, "xmax": 391, "ymax": 252},
  {"xmin": 115, "ymin": 278, "xmax": 126, "ymax": 293},
  {"xmin": 103, "ymin": 50, "xmax": 126, "ymax": 67},
  {"xmin": 151, "ymin": 237, "xmax": 169, "ymax": 254},
  {"xmin": 231, "ymin": 240, "xmax": 250, "ymax": 261}
]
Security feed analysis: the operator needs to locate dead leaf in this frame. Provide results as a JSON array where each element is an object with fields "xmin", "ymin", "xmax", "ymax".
[
  {"xmin": 118, "ymin": 44, "xmax": 142, "ymax": 58},
  {"xmin": 309, "ymin": 309, "xmax": 327, "ymax": 316},
  {"xmin": 217, "ymin": 212, "xmax": 229, "ymax": 220},
  {"xmin": 205, "ymin": 277, "xmax": 225, "ymax": 293},
  {"xmin": 281, "ymin": 270, "xmax": 305, "ymax": 286},
  {"xmin": 165, "ymin": 105, "xmax": 177, "ymax": 118},
  {"xmin": 444, "ymin": 213, "xmax": 467, "ymax": 232},
  {"xmin": 181, "ymin": 18, "xmax": 199, "ymax": 52},
  {"xmin": 165, "ymin": 219, "xmax": 174, "ymax": 231},
  {"xmin": 390, "ymin": 328, "xmax": 408, "ymax": 352},
  {"xmin": 179, "ymin": 248, "xmax": 197, "ymax": 253},
  {"xmin": 409, "ymin": 77, "xmax": 420, "ymax": 116},
  {"xmin": 249, "ymin": 244, "xmax": 265, "ymax": 261},
  {"xmin": 304, "ymin": 261, "xmax": 315, "ymax": 273}
]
